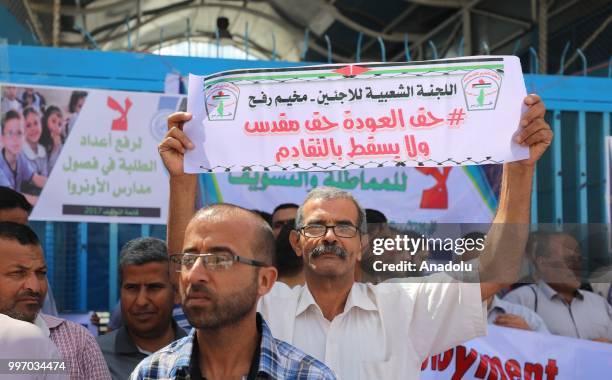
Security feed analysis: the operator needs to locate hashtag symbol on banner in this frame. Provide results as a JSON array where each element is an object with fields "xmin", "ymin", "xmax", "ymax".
[{"xmin": 447, "ymin": 107, "xmax": 466, "ymax": 127}]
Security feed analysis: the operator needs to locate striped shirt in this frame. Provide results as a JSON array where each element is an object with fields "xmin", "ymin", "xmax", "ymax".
[
  {"xmin": 37, "ymin": 314, "xmax": 111, "ymax": 380},
  {"xmin": 130, "ymin": 313, "xmax": 336, "ymax": 380}
]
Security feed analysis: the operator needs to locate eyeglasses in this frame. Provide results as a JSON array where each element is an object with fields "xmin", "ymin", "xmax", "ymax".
[
  {"xmin": 169, "ymin": 251, "xmax": 267, "ymax": 272},
  {"xmin": 299, "ymin": 224, "xmax": 359, "ymax": 238}
]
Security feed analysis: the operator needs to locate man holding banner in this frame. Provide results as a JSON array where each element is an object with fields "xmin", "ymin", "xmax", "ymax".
[{"xmin": 158, "ymin": 83, "xmax": 551, "ymax": 379}]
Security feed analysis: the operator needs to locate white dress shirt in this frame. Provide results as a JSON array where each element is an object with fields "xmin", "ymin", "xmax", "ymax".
[
  {"xmin": 258, "ymin": 275, "xmax": 486, "ymax": 380},
  {"xmin": 503, "ymin": 281, "xmax": 612, "ymax": 340},
  {"xmin": 488, "ymin": 295, "xmax": 550, "ymax": 333}
]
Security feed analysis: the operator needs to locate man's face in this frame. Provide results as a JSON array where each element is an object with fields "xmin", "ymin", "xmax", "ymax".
[
  {"xmin": 290, "ymin": 198, "xmax": 364, "ymax": 279},
  {"xmin": 0, "ymin": 238, "xmax": 47, "ymax": 322},
  {"xmin": 271, "ymin": 207, "xmax": 297, "ymax": 237},
  {"xmin": 2, "ymin": 118, "xmax": 24, "ymax": 156},
  {"xmin": 120, "ymin": 262, "xmax": 175, "ymax": 339},
  {"xmin": 0, "ymin": 208, "xmax": 29, "ymax": 224},
  {"xmin": 179, "ymin": 214, "xmax": 267, "ymax": 330},
  {"xmin": 24, "ymin": 113, "xmax": 42, "ymax": 145},
  {"xmin": 538, "ymin": 234, "xmax": 582, "ymax": 289}
]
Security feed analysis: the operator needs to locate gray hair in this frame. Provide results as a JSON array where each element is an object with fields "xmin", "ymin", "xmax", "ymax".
[
  {"xmin": 119, "ymin": 237, "xmax": 168, "ymax": 284},
  {"xmin": 295, "ymin": 186, "xmax": 367, "ymax": 233}
]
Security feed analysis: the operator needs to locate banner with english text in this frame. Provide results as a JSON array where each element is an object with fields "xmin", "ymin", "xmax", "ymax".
[
  {"xmin": 421, "ymin": 325, "xmax": 612, "ymax": 380},
  {"xmin": 184, "ymin": 56, "xmax": 528, "ymax": 173}
]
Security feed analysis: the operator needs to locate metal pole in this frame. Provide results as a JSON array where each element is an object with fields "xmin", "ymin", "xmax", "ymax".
[
  {"xmin": 324, "ymin": 34, "xmax": 332, "ymax": 63},
  {"xmin": 300, "ymin": 28, "xmax": 310, "ymax": 61},
  {"xmin": 462, "ymin": 5, "xmax": 472, "ymax": 56},
  {"xmin": 538, "ymin": 0, "xmax": 548, "ymax": 73},
  {"xmin": 558, "ymin": 41, "xmax": 570, "ymax": 74},
  {"xmin": 356, "ymin": 32, "xmax": 363, "ymax": 63},
  {"xmin": 529, "ymin": 46, "xmax": 539, "ymax": 73},
  {"xmin": 271, "ymin": 32, "xmax": 276, "ymax": 61},
  {"xmin": 125, "ymin": 17, "xmax": 131, "ymax": 50},
  {"xmin": 186, "ymin": 18, "xmax": 191, "ymax": 57},
  {"xmin": 377, "ymin": 36, "xmax": 386, "ymax": 62},
  {"xmin": 428, "ymin": 40, "xmax": 438, "ymax": 59},
  {"xmin": 576, "ymin": 48, "xmax": 587, "ymax": 76},
  {"xmin": 108, "ymin": 223, "xmax": 119, "ymax": 309},
  {"xmin": 404, "ymin": 34, "xmax": 411, "ymax": 61},
  {"xmin": 244, "ymin": 22, "xmax": 249, "ymax": 59}
]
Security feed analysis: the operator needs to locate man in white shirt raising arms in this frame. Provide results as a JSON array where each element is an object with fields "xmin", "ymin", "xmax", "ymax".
[{"xmin": 159, "ymin": 94, "xmax": 552, "ymax": 379}]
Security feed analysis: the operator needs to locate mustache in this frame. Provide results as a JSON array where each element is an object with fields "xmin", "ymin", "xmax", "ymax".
[
  {"xmin": 309, "ymin": 244, "xmax": 348, "ymax": 260},
  {"xmin": 185, "ymin": 283, "xmax": 215, "ymax": 299},
  {"xmin": 16, "ymin": 290, "xmax": 42, "ymax": 303}
]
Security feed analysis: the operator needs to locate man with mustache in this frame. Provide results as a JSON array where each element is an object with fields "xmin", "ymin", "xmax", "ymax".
[
  {"xmin": 97, "ymin": 238, "xmax": 187, "ymax": 379},
  {"xmin": 0, "ymin": 222, "xmax": 111, "ymax": 380},
  {"xmin": 130, "ymin": 205, "xmax": 336, "ymax": 379},
  {"xmin": 160, "ymin": 93, "xmax": 552, "ymax": 379}
]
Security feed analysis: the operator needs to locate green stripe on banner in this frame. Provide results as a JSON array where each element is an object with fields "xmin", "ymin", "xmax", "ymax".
[
  {"xmin": 462, "ymin": 166, "xmax": 498, "ymax": 214},
  {"xmin": 198, "ymin": 174, "xmax": 223, "ymax": 205},
  {"xmin": 205, "ymin": 64, "xmax": 504, "ymax": 87}
]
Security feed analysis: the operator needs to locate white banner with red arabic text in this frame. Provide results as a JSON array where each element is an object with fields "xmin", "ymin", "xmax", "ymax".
[{"xmin": 185, "ymin": 56, "xmax": 528, "ymax": 173}]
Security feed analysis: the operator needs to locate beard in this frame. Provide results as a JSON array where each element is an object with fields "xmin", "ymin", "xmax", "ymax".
[
  {"xmin": 182, "ymin": 277, "xmax": 258, "ymax": 330},
  {"xmin": 0, "ymin": 290, "xmax": 43, "ymax": 323}
]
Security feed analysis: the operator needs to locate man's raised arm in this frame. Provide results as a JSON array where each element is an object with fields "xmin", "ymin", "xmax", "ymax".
[
  {"xmin": 479, "ymin": 94, "xmax": 552, "ymax": 300},
  {"xmin": 158, "ymin": 112, "xmax": 197, "ymax": 254}
]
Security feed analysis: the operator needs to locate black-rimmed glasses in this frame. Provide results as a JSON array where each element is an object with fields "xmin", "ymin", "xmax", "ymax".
[{"xmin": 299, "ymin": 224, "xmax": 359, "ymax": 238}]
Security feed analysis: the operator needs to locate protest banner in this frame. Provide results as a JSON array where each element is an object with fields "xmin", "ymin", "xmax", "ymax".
[
  {"xmin": 1, "ymin": 82, "xmax": 499, "ymax": 224},
  {"xmin": 421, "ymin": 325, "xmax": 612, "ymax": 380},
  {"xmin": 211, "ymin": 165, "xmax": 498, "ymax": 223},
  {"xmin": 184, "ymin": 56, "xmax": 528, "ymax": 173},
  {"xmin": 0, "ymin": 83, "xmax": 183, "ymax": 224}
]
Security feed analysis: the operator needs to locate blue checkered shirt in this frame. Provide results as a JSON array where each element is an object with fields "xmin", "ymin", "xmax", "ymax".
[{"xmin": 129, "ymin": 314, "xmax": 336, "ymax": 380}]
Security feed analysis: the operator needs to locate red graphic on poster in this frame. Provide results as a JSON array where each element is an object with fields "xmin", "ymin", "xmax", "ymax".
[
  {"xmin": 416, "ymin": 167, "xmax": 452, "ymax": 209},
  {"xmin": 107, "ymin": 96, "xmax": 132, "ymax": 131}
]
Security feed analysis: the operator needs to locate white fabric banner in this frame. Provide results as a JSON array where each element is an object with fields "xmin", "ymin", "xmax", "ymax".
[
  {"xmin": 0, "ymin": 83, "xmax": 183, "ymax": 224},
  {"xmin": 185, "ymin": 56, "xmax": 528, "ymax": 173},
  {"xmin": 421, "ymin": 326, "xmax": 612, "ymax": 380}
]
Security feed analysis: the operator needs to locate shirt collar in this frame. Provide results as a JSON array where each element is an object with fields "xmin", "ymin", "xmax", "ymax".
[
  {"xmin": 488, "ymin": 295, "xmax": 506, "ymax": 314},
  {"xmin": 22, "ymin": 143, "xmax": 46, "ymax": 160},
  {"xmin": 537, "ymin": 280, "xmax": 584, "ymax": 300},
  {"xmin": 188, "ymin": 313, "xmax": 274, "ymax": 379},
  {"xmin": 295, "ymin": 283, "xmax": 377, "ymax": 317},
  {"xmin": 116, "ymin": 319, "xmax": 188, "ymax": 354},
  {"xmin": 35, "ymin": 313, "xmax": 64, "ymax": 337}
]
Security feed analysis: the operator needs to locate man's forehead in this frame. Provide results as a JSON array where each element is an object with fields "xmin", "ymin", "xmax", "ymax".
[
  {"xmin": 184, "ymin": 216, "xmax": 252, "ymax": 251},
  {"xmin": 122, "ymin": 262, "xmax": 169, "ymax": 282},
  {"xmin": 302, "ymin": 198, "xmax": 359, "ymax": 223}
]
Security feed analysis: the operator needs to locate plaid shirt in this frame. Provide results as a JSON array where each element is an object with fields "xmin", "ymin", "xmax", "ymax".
[
  {"xmin": 40, "ymin": 314, "xmax": 112, "ymax": 380},
  {"xmin": 130, "ymin": 314, "xmax": 336, "ymax": 380}
]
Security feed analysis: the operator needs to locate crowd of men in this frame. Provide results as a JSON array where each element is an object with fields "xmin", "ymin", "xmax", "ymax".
[{"xmin": 1, "ymin": 93, "xmax": 610, "ymax": 380}]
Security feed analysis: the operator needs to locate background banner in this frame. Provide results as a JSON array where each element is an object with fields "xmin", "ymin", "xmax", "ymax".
[
  {"xmin": 0, "ymin": 83, "xmax": 184, "ymax": 224},
  {"xmin": 422, "ymin": 325, "xmax": 612, "ymax": 380}
]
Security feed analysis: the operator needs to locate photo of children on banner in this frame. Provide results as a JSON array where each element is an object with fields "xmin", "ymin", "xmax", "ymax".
[{"xmin": 0, "ymin": 85, "xmax": 88, "ymax": 204}]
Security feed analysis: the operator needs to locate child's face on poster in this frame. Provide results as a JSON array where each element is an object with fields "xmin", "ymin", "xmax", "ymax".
[{"xmin": 2, "ymin": 118, "xmax": 24, "ymax": 155}]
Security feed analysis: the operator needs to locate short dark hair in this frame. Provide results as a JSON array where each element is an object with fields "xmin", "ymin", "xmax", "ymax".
[
  {"xmin": 273, "ymin": 203, "xmax": 299, "ymax": 215},
  {"xmin": 22, "ymin": 106, "xmax": 39, "ymax": 120},
  {"xmin": 365, "ymin": 209, "xmax": 387, "ymax": 224},
  {"xmin": 119, "ymin": 237, "xmax": 168, "ymax": 284},
  {"xmin": 0, "ymin": 222, "xmax": 40, "ymax": 246},
  {"xmin": 274, "ymin": 220, "xmax": 302, "ymax": 277},
  {"xmin": 1, "ymin": 110, "xmax": 21, "ymax": 134},
  {"xmin": 68, "ymin": 91, "xmax": 87, "ymax": 113},
  {"xmin": 0, "ymin": 186, "xmax": 33, "ymax": 213},
  {"xmin": 194, "ymin": 203, "xmax": 275, "ymax": 265}
]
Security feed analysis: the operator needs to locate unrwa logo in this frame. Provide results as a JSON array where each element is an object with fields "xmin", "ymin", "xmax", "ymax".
[
  {"xmin": 205, "ymin": 82, "xmax": 239, "ymax": 121},
  {"xmin": 461, "ymin": 69, "xmax": 502, "ymax": 111}
]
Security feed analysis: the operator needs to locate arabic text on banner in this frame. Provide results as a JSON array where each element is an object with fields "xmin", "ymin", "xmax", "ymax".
[{"xmin": 184, "ymin": 56, "xmax": 528, "ymax": 173}]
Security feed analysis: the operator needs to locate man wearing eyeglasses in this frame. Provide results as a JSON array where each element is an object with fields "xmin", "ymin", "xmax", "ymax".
[
  {"xmin": 159, "ymin": 93, "xmax": 552, "ymax": 379},
  {"xmin": 130, "ymin": 205, "xmax": 336, "ymax": 379}
]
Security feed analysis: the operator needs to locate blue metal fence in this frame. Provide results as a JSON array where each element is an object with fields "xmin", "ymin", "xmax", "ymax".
[{"xmin": 1, "ymin": 45, "xmax": 610, "ymax": 312}]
